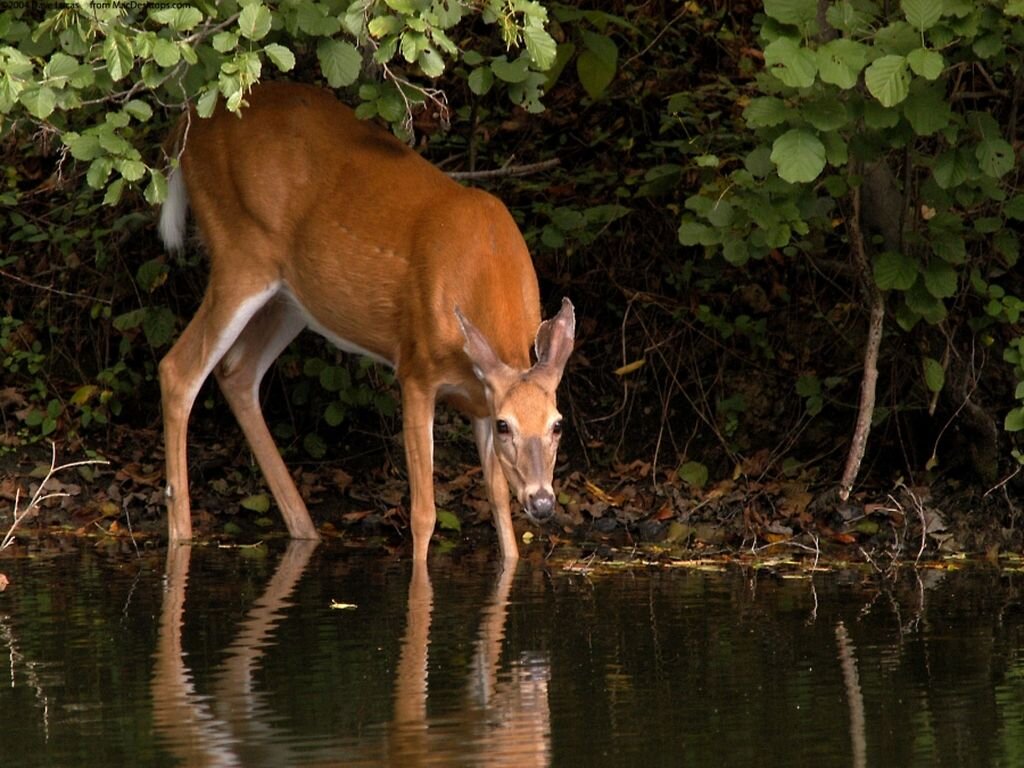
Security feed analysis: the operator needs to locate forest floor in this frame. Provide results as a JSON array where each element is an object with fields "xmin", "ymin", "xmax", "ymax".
[{"xmin": 2, "ymin": 418, "xmax": 1022, "ymax": 572}]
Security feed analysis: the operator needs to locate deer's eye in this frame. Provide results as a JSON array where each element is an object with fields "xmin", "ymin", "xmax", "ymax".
[
  {"xmin": 552, "ymin": 419, "xmax": 563, "ymax": 437},
  {"xmin": 496, "ymin": 419, "xmax": 511, "ymax": 435}
]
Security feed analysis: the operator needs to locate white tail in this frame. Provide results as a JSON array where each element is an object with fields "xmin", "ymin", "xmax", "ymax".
[
  {"xmin": 157, "ymin": 169, "xmax": 187, "ymax": 252},
  {"xmin": 158, "ymin": 82, "xmax": 574, "ymax": 561}
]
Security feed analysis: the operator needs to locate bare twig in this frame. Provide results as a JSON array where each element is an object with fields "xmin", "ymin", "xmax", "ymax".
[
  {"xmin": 839, "ymin": 175, "xmax": 885, "ymax": 501},
  {"xmin": 0, "ymin": 268, "xmax": 112, "ymax": 304},
  {"xmin": 447, "ymin": 158, "xmax": 560, "ymax": 180},
  {"xmin": 1, "ymin": 444, "xmax": 108, "ymax": 551}
]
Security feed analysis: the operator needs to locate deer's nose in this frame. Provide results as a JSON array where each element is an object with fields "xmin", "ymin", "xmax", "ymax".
[{"xmin": 528, "ymin": 490, "xmax": 555, "ymax": 522}]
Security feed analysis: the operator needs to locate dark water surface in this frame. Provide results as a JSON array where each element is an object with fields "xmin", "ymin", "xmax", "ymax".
[{"xmin": 1, "ymin": 543, "xmax": 1024, "ymax": 767}]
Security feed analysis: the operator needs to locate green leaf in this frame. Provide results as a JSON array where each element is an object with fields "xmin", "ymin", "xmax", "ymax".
[
  {"xmin": 239, "ymin": 4, "xmax": 272, "ymax": 41},
  {"xmin": 400, "ymin": 31, "xmax": 427, "ymax": 64},
  {"xmin": 103, "ymin": 32, "xmax": 134, "ymax": 82},
  {"xmin": 722, "ymin": 239, "xmax": 749, "ymax": 266},
  {"xmin": 103, "ymin": 177, "xmax": 124, "ymax": 206},
  {"xmin": 319, "ymin": 365, "xmax": 350, "ymax": 393},
  {"xmin": 764, "ymin": 37, "xmax": 817, "ymax": 88},
  {"xmin": 770, "ymin": 129, "xmax": 826, "ymax": 183},
  {"xmin": 117, "ymin": 159, "xmax": 146, "ymax": 182},
  {"xmin": 903, "ymin": 84, "xmax": 951, "ymax": 135},
  {"xmin": 816, "ymin": 38, "xmax": 868, "ymax": 89},
  {"xmin": 970, "ymin": 33, "xmax": 1003, "ymax": 60},
  {"xmin": 303, "ymin": 433, "xmax": 327, "ymax": 459},
  {"xmin": 468, "ymin": 65, "xmax": 493, "ymax": 95},
  {"xmin": 763, "ymin": 0, "xmax": 817, "ymax": 26},
  {"xmin": 20, "ymin": 86, "xmax": 56, "ymax": 119},
  {"xmin": 932, "ymin": 234, "xmax": 966, "ymax": 264},
  {"xmin": 803, "ymin": 98, "xmax": 848, "ymax": 131},
  {"xmin": 906, "ymin": 48, "xmax": 944, "ymax": 79},
  {"xmin": 240, "ymin": 493, "xmax": 271, "ymax": 513},
  {"xmin": 87, "ymin": 157, "xmax": 113, "ymax": 189},
  {"xmin": 873, "ymin": 250, "xmax": 918, "ymax": 291},
  {"xmin": 44, "ymin": 52, "xmax": 79, "ymax": 83},
  {"xmin": 678, "ymin": 219, "xmax": 712, "ymax": 246},
  {"xmin": 153, "ymin": 38, "xmax": 181, "ymax": 67},
  {"xmin": 63, "ymin": 132, "xmax": 102, "ymax": 161},
  {"xmin": 1005, "ymin": 407, "xmax": 1024, "ymax": 432},
  {"xmin": 577, "ymin": 31, "xmax": 617, "ymax": 98},
  {"xmin": 902, "ymin": 0, "xmax": 942, "ymax": 31},
  {"xmin": 922, "ymin": 357, "xmax": 945, "ymax": 393},
  {"xmin": 324, "ymin": 401, "xmax": 346, "ymax": 427},
  {"xmin": 436, "ymin": 509, "xmax": 461, "ymax": 532},
  {"xmin": 145, "ymin": 169, "xmax": 168, "ymax": 205},
  {"xmin": 124, "ymin": 99, "xmax": 153, "ymax": 121},
  {"xmin": 995, "ymin": 231, "xmax": 1019, "ymax": 267},
  {"xmin": 933, "ymin": 148, "xmax": 970, "ymax": 189},
  {"xmin": 384, "ymin": 0, "xmax": 422, "ymax": 12},
  {"xmin": 213, "ymin": 31, "xmax": 239, "ymax": 53},
  {"xmin": 0, "ymin": 73, "xmax": 25, "ymax": 113},
  {"xmin": 418, "ymin": 46, "xmax": 444, "ymax": 78},
  {"xmin": 821, "ymin": 130, "xmax": 848, "ymax": 166},
  {"xmin": 317, "ymin": 39, "xmax": 361, "ymax": 87},
  {"xmin": 264, "ymin": 43, "xmax": 295, "ymax": 73},
  {"xmin": 297, "ymin": 2, "xmax": 340, "ymax": 35},
  {"xmin": 923, "ymin": 259, "xmax": 957, "ymax": 298},
  {"xmin": 142, "ymin": 306, "xmax": 176, "ymax": 347},
  {"xmin": 863, "ymin": 99, "xmax": 900, "ymax": 129},
  {"xmin": 905, "ymin": 279, "xmax": 947, "ymax": 324},
  {"xmin": 796, "ymin": 374, "xmax": 821, "ymax": 397},
  {"xmin": 826, "ymin": 1, "xmax": 872, "ymax": 32},
  {"xmin": 865, "ymin": 54, "xmax": 910, "ymax": 107},
  {"xmin": 706, "ymin": 200, "xmax": 734, "ymax": 227},
  {"xmin": 368, "ymin": 15, "xmax": 403, "ymax": 37},
  {"xmin": 196, "ymin": 88, "xmax": 218, "ymax": 118},
  {"xmin": 677, "ymin": 461, "xmax": 709, "ymax": 489},
  {"xmin": 113, "ymin": 308, "xmax": 145, "ymax": 332},
  {"xmin": 743, "ymin": 97, "xmax": 789, "ymax": 128},
  {"xmin": 976, "ymin": 138, "xmax": 1014, "ymax": 179},
  {"xmin": 523, "ymin": 23, "xmax": 557, "ymax": 70},
  {"xmin": 492, "ymin": 55, "xmax": 530, "ymax": 83},
  {"xmin": 150, "ymin": 7, "xmax": 204, "ymax": 31},
  {"xmin": 1006, "ymin": 195, "xmax": 1024, "ymax": 221}
]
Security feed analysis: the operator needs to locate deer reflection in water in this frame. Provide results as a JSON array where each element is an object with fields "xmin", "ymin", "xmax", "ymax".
[{"xmin": 151, "ymin": 544, "xmax": 551, "ymax": 766}]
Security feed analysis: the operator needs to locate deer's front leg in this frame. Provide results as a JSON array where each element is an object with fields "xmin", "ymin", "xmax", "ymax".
[
  {"xmin": 402, "ymin": 382, "xmax": 437, "ymax": 561},
  {"xmin": 474, "ymin": 418, "xmax": 520, "ymax": 562}
]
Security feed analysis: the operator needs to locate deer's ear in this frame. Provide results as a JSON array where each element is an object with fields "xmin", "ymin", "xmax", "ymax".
[
  {"xmin": 455, "ymin": 306, "xmax": 515, "ymax": 389},
  {"xmin": 532, "ymin": 297, "xmax": 575, "ymax": 388}
]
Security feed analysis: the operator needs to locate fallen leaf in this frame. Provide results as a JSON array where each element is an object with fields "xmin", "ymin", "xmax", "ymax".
[
  {"xmin": 614, "ymin": 359, "xmax": 646, "ymax": 376},
  {"xmin": 330, "ymin": 468, "xmax": 353, "ymax": 491},
  {"xmin": 117, "ymin": 463, "xmax": 162, "ymax": 486},
  {"xmin": 830, "ymin": 532, "xmax": 857, "ymax": 545},
  {"xmin": 653, "ymin": 504, "xmax": 675, "ymax": 521},
  {"xmin": 330, "ymin": 600, "xmax": 357, "ymax": 610},
  {"xmin": 436, "ymin": 508, "xmax": 461, "ymax": 532}
]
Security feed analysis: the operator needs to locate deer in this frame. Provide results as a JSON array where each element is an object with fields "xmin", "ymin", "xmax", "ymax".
[{"xmin": 157, "ymin": 81, "xmax": 575, "ymax": 561}]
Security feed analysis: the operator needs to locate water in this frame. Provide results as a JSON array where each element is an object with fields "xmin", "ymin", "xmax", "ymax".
[{"xmin": 1, "ymin": 543, "xmax": 1023, "ymax": 767}]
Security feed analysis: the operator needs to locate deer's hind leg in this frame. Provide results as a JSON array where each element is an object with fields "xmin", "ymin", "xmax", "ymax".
[
  {"xmin": 214, "ymin": 295, "xmax": 318, "ymax": 540},
  {"xmin": 160, "ymin": 281, "xmax": 281, "ymax": 542}
]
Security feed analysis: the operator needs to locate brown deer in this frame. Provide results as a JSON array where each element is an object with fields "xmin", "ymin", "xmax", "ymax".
[{"xmin": 158, "ymin": 82, "xmax": 574, "ymax": 560}]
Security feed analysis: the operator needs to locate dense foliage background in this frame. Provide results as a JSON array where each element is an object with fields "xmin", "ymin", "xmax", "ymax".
[{"xmin": 3, "ymin": 0, "xmax": 1024, "ymax": 549}]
